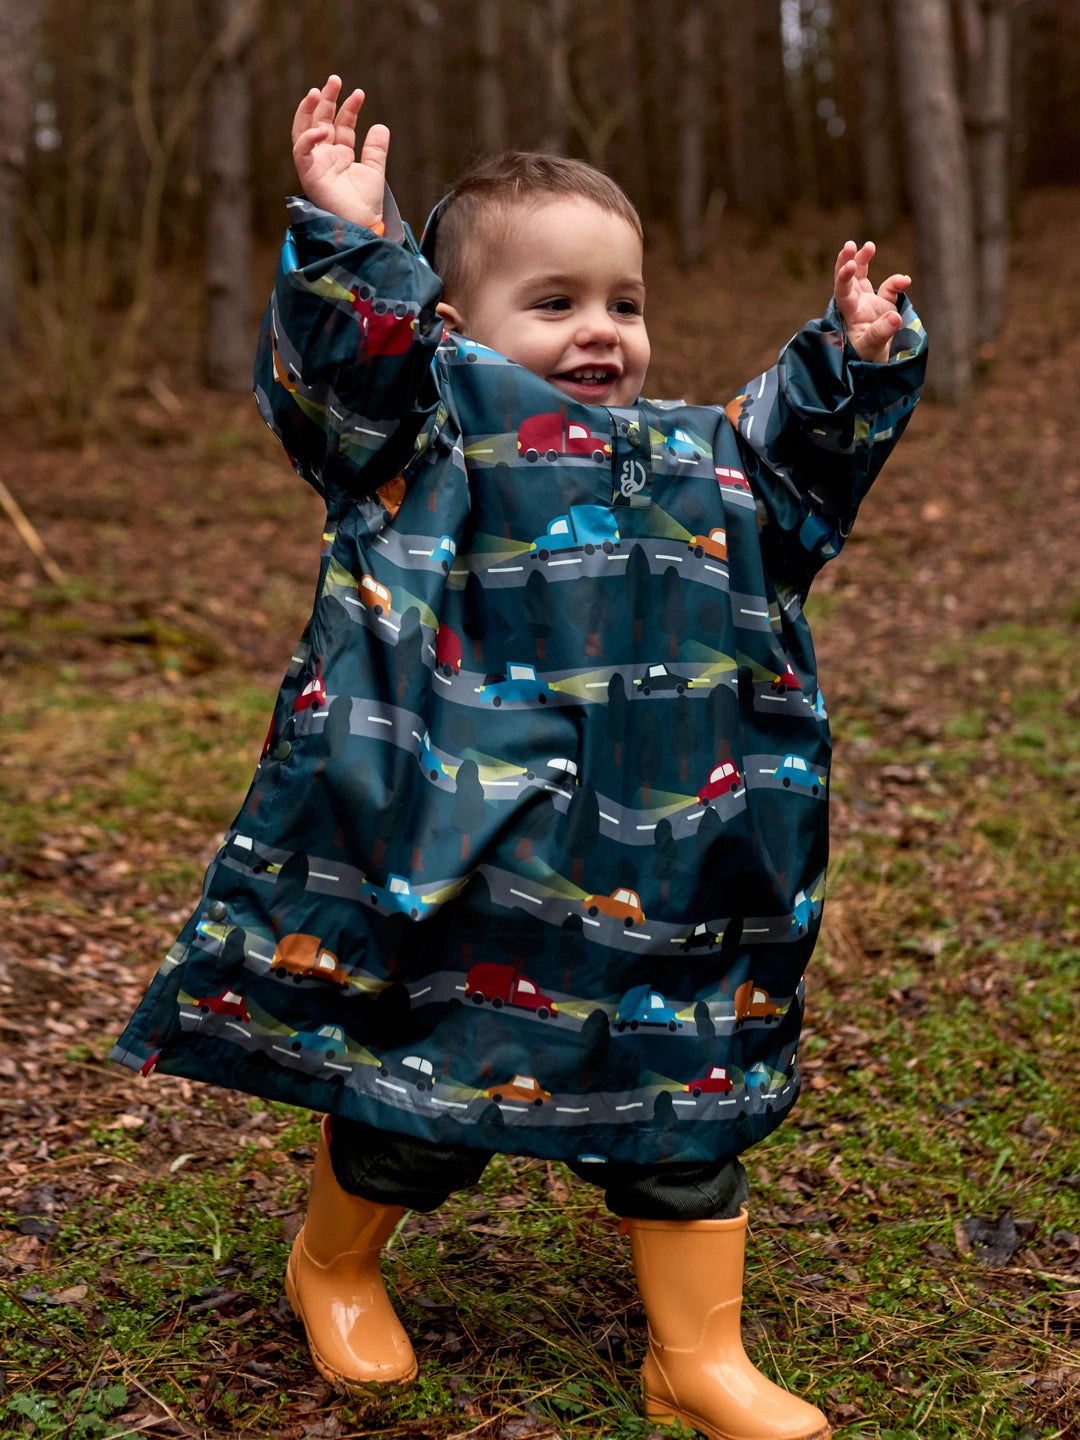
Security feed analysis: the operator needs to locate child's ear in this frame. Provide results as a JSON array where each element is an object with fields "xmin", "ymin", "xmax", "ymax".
[{"xmin": 436, "ymin": 301, "xmax": 467, "ymax": 335}]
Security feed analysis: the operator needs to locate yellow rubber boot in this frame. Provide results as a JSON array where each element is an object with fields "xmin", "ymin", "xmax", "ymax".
[
  {"xmin": 626, "ymin": 1210, "xmax": 830, "ymax": 1440},
  {"xmin": 285, "ymin": 1116, "xmax": 418, "ymax": 1389}
]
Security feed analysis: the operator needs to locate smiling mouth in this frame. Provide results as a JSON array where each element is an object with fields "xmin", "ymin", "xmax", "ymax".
[{"xmin": 556, "ymin": 368, "xmax": 618, "ymax": 387}]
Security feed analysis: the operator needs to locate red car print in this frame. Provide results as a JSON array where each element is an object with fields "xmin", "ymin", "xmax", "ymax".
[
  {"xmin": 192, "ymin": 989, "xmax": 249, "ymax": 1021},
  {"xmin": 697, "ymin": 760, "xmax": 742, "ymax": 803},
  {"xmin": 684, "ymin": 1065, "xmax": 733, "ymax": 1097},
  {"xmin": 770, "ymin": 663, "xmax": 802, "ymax": 694},
  {"xmin": 465, "ymin": 962, "xmax": 558, "ymax": 1018},
  {"xmin": 715, "ymin": 465, "xmax": 750, "ymax": 491},
  {"xmin": 293, "ymin": 676, "xmax": 327, "ymax": 713},
  {"xmin": 435, "ymin": 625, "xmax": 463, "ymax": 676},
  {"xmin": 517, "ymin": 413, "xmax": 611, "ymax": 463},
  {"xmin": 349, "ymin": 287, "xmax": 416, "ymax": 356}
]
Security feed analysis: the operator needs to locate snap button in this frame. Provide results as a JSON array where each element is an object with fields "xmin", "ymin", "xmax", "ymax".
[
  {"xmin": 274, "ymin": 740, "xmax": 293, "ymax": 760},
  {"xmin": 207, "ymin": 900, "xmax": 227, "ymax": 921}
]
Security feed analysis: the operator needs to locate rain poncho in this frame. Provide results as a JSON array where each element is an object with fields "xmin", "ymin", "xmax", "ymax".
[{"xmin": 112, "ymin": 198, "xmax": 927, "ymax": 1167}]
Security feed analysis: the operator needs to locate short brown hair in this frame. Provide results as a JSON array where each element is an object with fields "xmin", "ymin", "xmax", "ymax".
[{"xmin": 431, "ymin": 151, "xmax": 642, "ymax": 306}]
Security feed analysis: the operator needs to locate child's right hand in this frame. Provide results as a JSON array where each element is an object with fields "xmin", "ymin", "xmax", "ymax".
[{"xmin": 291, "ymin": 75, "xmax": 388, "ymax": 232}]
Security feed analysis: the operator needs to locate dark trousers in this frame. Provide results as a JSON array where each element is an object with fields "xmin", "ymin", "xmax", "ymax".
[{"xmin": 328, "ymin": 1117, "xmax": 749, "ymax": 1221}]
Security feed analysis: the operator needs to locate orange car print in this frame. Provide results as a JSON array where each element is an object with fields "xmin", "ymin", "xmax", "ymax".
[
  {"xmin": 582, "ymin": 887, "xmax": 645, "ymax": 927},
  {"xmin": 376, "ymin": 474, "xmax": 406, "ymax": 519},
  {"xmin": 358, "ymin": 573, "xmax": 392, "ymax": 615},
  {"xmin": 271, "ymin": 933, "xmax": 351, "ymax": 987},
  {"xmin": 689, "ymin": 528, "xmax": 728, "ymax": 561},
  {"xmin": 484, "ymin": 1074, "xmax": 551, "ymax": 1106}
]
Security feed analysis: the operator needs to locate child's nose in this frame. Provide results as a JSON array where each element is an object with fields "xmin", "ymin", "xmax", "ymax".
[{"xmin": 575, "ymin": 306, "xmax": 618, "ymax": 346}]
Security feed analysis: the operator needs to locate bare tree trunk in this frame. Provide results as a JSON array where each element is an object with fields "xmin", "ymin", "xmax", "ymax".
[
  {"xmin": 677, "ymin": 0, "xmax": 706, "ymax": 266},
  {"xmin": 411, "ymin": 0, "xmax": 442, "ymax": 213},
  {"xmin": 784, "ymin": 43, "xmax": 819, "ymax": 208},
  {"xmin": 537, "ymin": 0, "xmax": 570, "ymax": 153},
  {"xmin": 1007, "ymin": 0, "xmax": 1029, "ymax": 220},
  {"xmin": 892, "ymin": 0, "xmax": 976, "ymax": 400},
  {"xmin": 959, "ymin": 0, "xmax": 1011, "ymax": 344},
  {"xmin": 752, "ymin": 0, "xmax": 789, "ymax": 224},
  {"xmin": 89, "ymin": 0, "xmax": 263, "ymax": 426},
  {"xmin": 614, "ymin": 0, "xmax": 650, "ymax": 211},
  {"xmin": 858, "ymin": 0, "xmax": 898, "ymax": 234},
  {"xmin": 0, "ymin": 0, "xmax": 45, "ymax": 348},
  {"xmin": 724, "ymin": 0, "xmax": 788, "ymax": 223},
  {"xmin": 476, "ymin": 0, "xmax": 505, "ymax": 154},
  {"xmin": 723, "ymin": 1, "xmax": 754, "ymax": 214},
  {"xmin": 203, "ymin": 0, "xmax": 258, "ymax": 391}
]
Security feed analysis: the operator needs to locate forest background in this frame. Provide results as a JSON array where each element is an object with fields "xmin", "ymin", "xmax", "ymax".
[{"xmin": 1, "ymin": 2, "xmax": 1079, "ymax": 1439}]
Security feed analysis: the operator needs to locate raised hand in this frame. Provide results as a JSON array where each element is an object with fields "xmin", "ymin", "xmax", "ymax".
[
  {"xmin": 291, "ymin": 75, "xmax": 388, "ymax": 231},
  {"xmin": 833, "ymin": 241, "xmax": 911, "ymax": 364}
]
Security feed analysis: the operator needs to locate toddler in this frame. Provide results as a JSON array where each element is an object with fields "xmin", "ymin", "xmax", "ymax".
[{"xmin": 113, "ymin": 76, "xmax": 926, "ymax": 1440}]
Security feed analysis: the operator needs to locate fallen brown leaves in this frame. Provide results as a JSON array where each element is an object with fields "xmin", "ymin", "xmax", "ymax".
[{"xmin": 3, "ymin": 189, "xmax": 1080, "ymax": 1437}]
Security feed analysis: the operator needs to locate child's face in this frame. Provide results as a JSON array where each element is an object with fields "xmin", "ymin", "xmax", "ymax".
[{"xmin": 436, "ymin": 196, "xmax": 650, "ymax": 408}]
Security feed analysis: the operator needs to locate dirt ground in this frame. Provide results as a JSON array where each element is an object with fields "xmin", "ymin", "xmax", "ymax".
[{"xmin": 1, "ymin": 187, "xmax": 1078, "ymax": 1436}]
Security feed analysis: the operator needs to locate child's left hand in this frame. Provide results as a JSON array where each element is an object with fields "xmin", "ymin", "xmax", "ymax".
[{"xmin": 834, "ymin": 241, "xmax": 911, "ymax": 364}]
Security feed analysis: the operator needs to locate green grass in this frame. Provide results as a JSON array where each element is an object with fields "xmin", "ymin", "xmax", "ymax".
[
  {"xmin": 0, "ymin": 676, "xmax": 270, "ymax": 895},
  {"xmin": 2, "ymin": 546, "xmax": 1078, "ymax": 1438}
]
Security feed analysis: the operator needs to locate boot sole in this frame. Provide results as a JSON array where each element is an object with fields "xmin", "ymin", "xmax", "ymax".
[
  {"xmin": 645, "ymin": 1394, "xmax": 831, "ymax": 1440},
  {"xmin": 285, "ymin": 1260, "xmax": 418, "ymax": 1391}
]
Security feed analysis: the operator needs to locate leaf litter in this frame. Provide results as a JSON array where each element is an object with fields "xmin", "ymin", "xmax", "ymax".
[{"xmin": 2, "ymin": 192, "xmax": 1079, "ymax": 1437}]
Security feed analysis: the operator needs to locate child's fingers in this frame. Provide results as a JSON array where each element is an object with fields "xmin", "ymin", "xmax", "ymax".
[
  {"xmin": 854, "ymin": 240, "xmax": 877, "ymax": 266},
  {"xmin": 291, "ymin": 88, "xmax": 323, "ymax": 146},
  {"xmin": 292, "ymin": 123, "xmax": 333, "ymax": 162},
  {"xmin": 834, "ymin": 239, "xmax": 878, "ymax": 289},
  {"xmin": 876, "ymin": 273, "xmax": 912, "ymax": 306},
  {"xmin": 336, "ymin": 87, "xmax": 366, "ymax": 134},
  {"xmin": 327, "ymin": 89, "xmax": 365, "ymax": 153},
  {"xmin": 307, "ymin": 75, "xmax": 343, "ymax": 135},
  {"xmin": 833, "ymin": 240, "xmax": 859, "ymax": 292},
  {"xmin": 873, "ymin": 311, "xmax": 904, "ymax": 349},
  {"xmin": 292, "ymin": 76, "xmax": 343, "ymax": 144},
  {"xmin": 358, "ymin": 122, "xmax": 390, "ymax": 180}
]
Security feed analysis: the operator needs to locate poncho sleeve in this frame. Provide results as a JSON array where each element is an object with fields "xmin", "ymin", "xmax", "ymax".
[
  {"xmin": 727, "ymin": 294, "xmax": 928, "ymax": 594},
  {"xmin": 253, "ymin": 197, "xmax": 445, "ymax": 501}
]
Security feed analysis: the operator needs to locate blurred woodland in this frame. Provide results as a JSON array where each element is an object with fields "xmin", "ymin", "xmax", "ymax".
[
  {"xmin": 3, "ymin": 7, "xmax": 1080, "ymax": 1434},
  {"xmin": 1, "ymin": 0, "xmax": 1079, "ymax": 419}
]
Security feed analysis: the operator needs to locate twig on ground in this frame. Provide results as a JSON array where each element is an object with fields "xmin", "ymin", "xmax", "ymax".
[{"xmin": 0, "ymin": 477, "xmax": 65, "ymax": 585}]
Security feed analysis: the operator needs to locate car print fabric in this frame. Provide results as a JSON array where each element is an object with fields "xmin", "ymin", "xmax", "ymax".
[{"xmin": 112, "ymin": 199, "xmax": 928, "ymax": 1168}]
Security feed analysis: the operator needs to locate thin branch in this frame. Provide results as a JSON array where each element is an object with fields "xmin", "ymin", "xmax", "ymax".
[{"xmin": 0, "ymin": 478, "xmax": 65, "ymax": 584}]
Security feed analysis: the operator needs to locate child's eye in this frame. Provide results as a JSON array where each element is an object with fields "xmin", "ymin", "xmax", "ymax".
[
  {"xmin": 536, "ymin": 297, "xmax": 571, "ymax": 312},
  {"xmin": 613, "ymin": 299, "xmax": 642, "ymax": 316}
]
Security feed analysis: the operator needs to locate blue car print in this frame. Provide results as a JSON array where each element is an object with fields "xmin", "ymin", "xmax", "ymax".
[
  {"xmin": 664, "ymin": 427, "xmax": 712, "ymax": 464},
  {"xmin": 798, "ymin": 512, "xmax": 841, "ymax": 560},
  {"xmin": 273, "ymin": 1024, "xmax": 354, "ymax": 1077},
  {"xmin": 615, "ymin": 984, "xmax": 683, "ymax": 1033},
  {"xmin": 415, "ymin": 729, "xmax": 448, "ymax": 782},
  {"xmin": 453, "ymin": 338, "xmax": 488, "ymax": 363},
  {"xmin": 431, "ymin": 535, "xmax": 457, "ymax": 571},
  {"xmin": 361, "ymin": 873, "xmax": 431, "ymax": 918},
  {"xmin": 790, "ymin": 889, "xmax": 818, "ymax": 935},
  {"xmin": 776, "ymin": 754, "xmax": 824, "ymax": 795},
  {"xmin": 476, "ymin": 663, "xmax": 551, "ymax": 706},
  {"xmin": 531, "ymin": 505, "xmax": 619, "ymax": 558}
]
